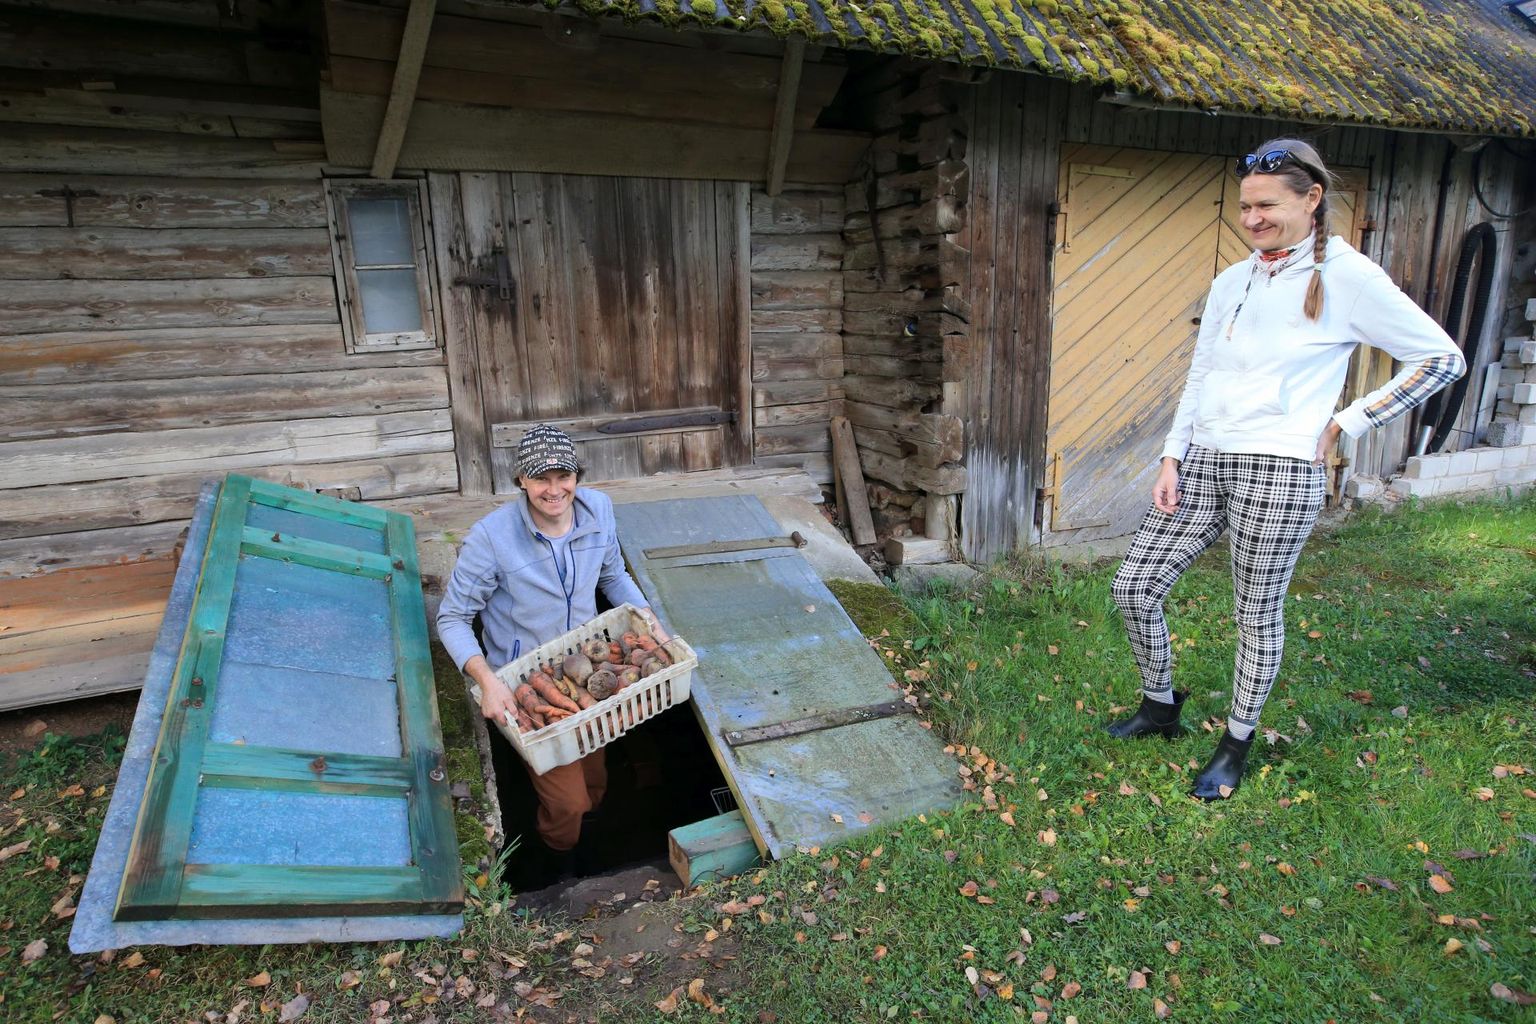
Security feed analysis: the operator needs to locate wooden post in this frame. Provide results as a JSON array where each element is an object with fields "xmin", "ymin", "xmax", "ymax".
[
  {"xmin": 370, "ymin": 0, "xmax": 437, "ymax": 179},
  {"xmin": 924, "ymin": 492, "xmax": 957, "ymax": 542},
  {"xmin": 764, "ymin": 37, "xmax": 805, "ymax": 197},
  {"xmin": 830, "ymin": 416, "xmax": 877, "ymax": 546}
]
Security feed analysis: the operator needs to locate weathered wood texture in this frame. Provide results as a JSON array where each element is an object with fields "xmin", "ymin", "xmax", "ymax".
[
  {"xmin": 431, "ymin": 171, "xmax": 750, "ymax": 491},
  {"xmin": 0, "ymin": 2, "xmax": 459, "ymax": 710},
  {"xmin": 835, "ymin": 64, "xmax": 971, "ymax": 546},
  {"xmin": 324, "ymin": 0, "xmax": 844, "ymax": 132},
  {"xmin": 750, "ymin": 186, "xmax": 845, "ymax": 486},
  {"xmin": 1043, "ymin": 145, "xmax": 1225, "ymax": 546}
]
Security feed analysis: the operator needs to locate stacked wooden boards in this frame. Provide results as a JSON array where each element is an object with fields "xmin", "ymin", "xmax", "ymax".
[
  {"xmin": 71, "ymin": 476, "xmax": 461, "ymax": 949},
  {"xmin": 615, "ymin": 495, "xmax": 960, "ymax": 860}
]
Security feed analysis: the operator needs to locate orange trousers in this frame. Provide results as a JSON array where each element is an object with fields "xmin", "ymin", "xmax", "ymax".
[{"xmin": 524, "ymin": 748, "xmax": 607, "ymax": 851}]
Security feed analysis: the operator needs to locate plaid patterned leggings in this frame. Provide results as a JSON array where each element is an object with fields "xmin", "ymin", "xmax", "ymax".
[{"xmin": 1111, "ymin": 446, "xmax": 1325, "ymax": 726}]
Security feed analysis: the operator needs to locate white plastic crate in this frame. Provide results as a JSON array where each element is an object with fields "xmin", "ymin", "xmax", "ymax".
[{"xmin": 470, "ymin": 604, "xmax": 697, "ymax": 775}]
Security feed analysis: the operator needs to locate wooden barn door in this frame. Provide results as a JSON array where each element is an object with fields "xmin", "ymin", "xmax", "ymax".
[
  {"xmin": 1043, "ymin": 146, "xmax": 1226, "ymax": 544},
  {"xmin": 430, "ymin": 173, "xmax": 750, "ymax": 494}
]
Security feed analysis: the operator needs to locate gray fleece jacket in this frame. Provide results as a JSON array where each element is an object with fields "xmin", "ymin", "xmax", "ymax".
[{"xmin": 436, "ymin": 488, "xmax": 647, "ymax": 672}]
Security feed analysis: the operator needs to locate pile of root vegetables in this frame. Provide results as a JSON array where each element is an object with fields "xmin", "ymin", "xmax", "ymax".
[{"xmin": 510, "ymin": 628, "xmax": 674, "ymax": 732}]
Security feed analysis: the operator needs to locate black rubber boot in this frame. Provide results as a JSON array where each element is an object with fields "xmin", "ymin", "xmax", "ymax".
[
  {"xmin": 1191, "ymin": 730, "xmax": 1254, "ymax": 801},
  {"xmin": 1105, "ymin": 690, "xmax": 1187, "ymax": 739}
]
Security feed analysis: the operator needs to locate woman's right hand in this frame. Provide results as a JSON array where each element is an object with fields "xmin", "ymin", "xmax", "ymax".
[{"xmin": 1152, "ymin": 459, "xmax": 1181, "ymax": 515}]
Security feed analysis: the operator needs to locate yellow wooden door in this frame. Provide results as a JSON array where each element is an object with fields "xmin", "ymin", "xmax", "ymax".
[{"xmin": 1044, "ymin": 146, "xmax": 1226, "ymax": 544}]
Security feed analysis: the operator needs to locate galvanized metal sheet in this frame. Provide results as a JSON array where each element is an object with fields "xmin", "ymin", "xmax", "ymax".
[{"xmin": 617, "ymin": 495, "xmax": 960, "ymax": 860}]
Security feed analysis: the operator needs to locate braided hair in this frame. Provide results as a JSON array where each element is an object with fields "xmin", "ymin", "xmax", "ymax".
[{"xmin": 1248, "ymin": 137, "xmax": 1336, "ymax": 321}]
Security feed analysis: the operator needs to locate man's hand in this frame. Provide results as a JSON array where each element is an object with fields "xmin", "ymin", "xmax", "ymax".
[
  {"xmin": 1152, "ymin": 458, "xmax": 1181, "ymax": 515},
  {"xmin": 1314, "ymin": 418, "xmax": 1343, "ymax": 466},
  {"xmin": 638, "ymin": 607, "xmax": 672, "ymax": 645},
  {"xmin": 465, "ymin": 655, "xmax": 515, "ymax": 724}
]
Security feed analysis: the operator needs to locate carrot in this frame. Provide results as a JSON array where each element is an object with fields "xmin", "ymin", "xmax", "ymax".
[
  {"xmin": 571, "ymin": 683, "xmax": 597, "ymax": 710},
  {"xmin": 515, "ymin": 708, "xmax": 536, "ymax": 733},
  {"xmin": 527, "ymin": 671, "xmax": 581, "ymax": 713},
  {"xmin": 634, "ymin": 634, "xmax": 658, "ymax": 652}
]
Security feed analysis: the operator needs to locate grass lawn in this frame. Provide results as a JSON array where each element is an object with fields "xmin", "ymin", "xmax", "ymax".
[{"xmin": 1, "ymin": 494, "xmax": 1533, "ymax": 1023}]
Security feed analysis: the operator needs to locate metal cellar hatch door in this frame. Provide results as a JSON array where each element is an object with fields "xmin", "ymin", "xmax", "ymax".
[
  {"xmin": 73, "ymin": 475, "xmax": 461, "ymax": 946},
  {"xmin": 615, "ymin": 495, "xmax": 961, "ymax": 860}
]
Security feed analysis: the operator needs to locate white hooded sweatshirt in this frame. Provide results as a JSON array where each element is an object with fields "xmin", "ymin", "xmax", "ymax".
[{"xmin": 1163, "ymin": 234, "xmax": 1465, "ymax": 464}]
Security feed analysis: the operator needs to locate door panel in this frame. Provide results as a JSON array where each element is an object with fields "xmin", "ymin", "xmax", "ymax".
[
  {"xmin": 433, "ymin": 172, "xmax": 749, "ymax": 492},
  {"xmin": 1045, "ymin": 145, "xmax": 1225, "ymax": 543}
]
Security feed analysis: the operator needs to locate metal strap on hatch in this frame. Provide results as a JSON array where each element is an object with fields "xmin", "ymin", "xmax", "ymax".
[
  {"xmin": 643, "ymin": 531, "xmax": 807, "ymax": 561},
  {"xmin": 723, "ymin": 700, "xmax": 911, "ymax": 747}
]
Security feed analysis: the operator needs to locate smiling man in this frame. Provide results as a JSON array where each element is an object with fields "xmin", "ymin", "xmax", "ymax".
[{"xmin": 437, "ymin": 423, "xmax": 668, "ymax": 874}]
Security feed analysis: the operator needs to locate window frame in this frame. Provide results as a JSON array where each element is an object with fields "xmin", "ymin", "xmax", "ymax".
[{"xmin": 324, "ymin": 178, "xmax": 441, "ymax": 353}]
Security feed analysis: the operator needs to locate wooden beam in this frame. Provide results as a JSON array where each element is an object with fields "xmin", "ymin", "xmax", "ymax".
[
  {"xmin": 764, "ymin": 38, "xmax": 806, "ymax": 197},
  {"xmin": 830, "ymin": 416, "xmax": 877, "ymax": 546},
  {"xmin": 370, "ymin": 0, "xmax": 437, "ymax": 179}
]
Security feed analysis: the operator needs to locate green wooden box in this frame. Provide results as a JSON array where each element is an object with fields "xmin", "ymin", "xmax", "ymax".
[{"xmin": 668, "ymin": 809, "xmax": 761, "ymax": 888}]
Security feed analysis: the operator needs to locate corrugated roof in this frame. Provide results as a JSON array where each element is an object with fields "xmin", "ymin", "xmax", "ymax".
[{"xmin": 511, "ymin": 0, "xmax": 1536, "ymax": 136}]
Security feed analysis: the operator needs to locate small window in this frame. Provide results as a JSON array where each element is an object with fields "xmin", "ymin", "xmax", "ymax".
[{"xmin": 325, "ymin": 179, "xmax": 439, "ymax": 352}]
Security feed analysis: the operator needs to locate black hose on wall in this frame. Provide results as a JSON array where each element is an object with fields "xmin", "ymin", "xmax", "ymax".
[{"xmin": 1417, "ymin": 222, "xmax": 1499, "ymax": 453}]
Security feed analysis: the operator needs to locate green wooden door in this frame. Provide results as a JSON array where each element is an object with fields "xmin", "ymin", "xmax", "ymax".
[{"xmin": 115, "ymin": 475, "xmax": 461, "ymax": 921}]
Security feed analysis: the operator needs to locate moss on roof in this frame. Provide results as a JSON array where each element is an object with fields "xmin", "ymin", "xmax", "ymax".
[{"xmin": 534, "ymin": 0, "xmax": 1535, "ymax": 136}]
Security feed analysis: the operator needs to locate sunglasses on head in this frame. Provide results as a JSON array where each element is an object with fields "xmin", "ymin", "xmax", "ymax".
[{"xmin": 1235, "ymin": 149, "xmax": 1320, "ymax": 181}]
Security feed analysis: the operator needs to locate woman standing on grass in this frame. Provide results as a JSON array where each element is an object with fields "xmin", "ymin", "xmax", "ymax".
[{"xmin": 1105, "ymin": 138, "xmax": 1465, "ymax": 799}]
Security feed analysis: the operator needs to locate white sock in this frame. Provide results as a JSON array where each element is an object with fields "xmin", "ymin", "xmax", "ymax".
[
  {"xmin": 1144, "ymin": 688, "xmax": 1176, "ymax": 705},
  {"xmin": 1226, "ymin": 717, "xmax": 1256, "ymax": 740}
]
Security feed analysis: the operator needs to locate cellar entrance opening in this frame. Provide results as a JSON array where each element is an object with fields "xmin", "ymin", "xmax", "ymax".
[{"xmin": 489, "ymin": 700, "xmax": 729, "ymax": 892}]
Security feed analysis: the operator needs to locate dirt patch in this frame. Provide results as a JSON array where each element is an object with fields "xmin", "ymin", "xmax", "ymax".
[{"xmin": 0, "ymin": 691, "xmax": 138, "ymax": 760}]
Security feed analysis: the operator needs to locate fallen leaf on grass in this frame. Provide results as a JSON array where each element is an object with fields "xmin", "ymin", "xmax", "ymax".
[
  {"xmin": 873, "ymin": 945, "xmax": 888, "ymax": 960},
  {"xmin": 93, "ymin": 1016, "xmax": 114, "ymax": 1024},
  {"xmin": 58, "ymin": 784, "xmax": 85, "ymax": 798},
  {"xmin": 1365, "ymin": 876, "xmax": 1399, "ymax": 891},
  {"xmin": 1444, "ymin": 938, "xmax": 1464, "ymax": 954},
  {"xmin": 959, "ymin": 880, "xmax": 979, "ymax": 898},
  {"xmin": 1127, "ymin": 971, "xmax": 1146, "ymax": 989},
  {"xmin": 0, "ymin": 839, "xmax": 31, "ymax": 861},
  {"xmin": 337, "ymin": 971, "xmax": 361, "ymax": 990},
  {"xmin": 1276, "ymin": 862, "xmax": 1296, "ymax": 876},
  {"xmin": 21, "ymin": 938, "xmax": 47, "ymax": 962},
  {"xmin": 119, "ymin": 951, "xmax": 145, "ymax": 969},
  {"xmin": 243, "ymin": 971, "xmax": 271, "ymax": 987},
  {"xmin": 277, "ymin": 994, "xmax": 308, "ymax": 1022},
  {"xmin": 1259, "ymin": 933, "xmax": 1283, "ymax": 945},
  {"xmin": 1474, "ymin": 787, "xmax": 1496, "ymax": 801},
  {"xmin": 1491, "ymin": 983, "xmax": 1536, "ymax": 1006},
  {"xmin": 1118, "ymin": 782, "xmax": 1138, "ymax": 796},
  {"xmin": 999, "ymin": 811, "xmax": 1016, "ymax": 827},
  {"xmin": 378, "ymin": 950, "xmax": 403, "ymax": 969},
  {"xmin": 1345, "ymin": 689, "xmax": 1371, "ymax": 703},
  {"xmin": 687, "ymin": 978, "xmax": 715, "ymax": 1009},
  {"xmin": 1063, "ymin": 911, "xmax": 1088, "ymax": 924},
  {"xmin": 1154, "ymin": 997, "xmax": 1172, "ymax": 1018},
  {"xmin": 1061, "ymin": 981, "xmax": 1081, "ymax": 998},
  {"xmin": 1428, "ymin": 874, "xmax": 1454, "ymax": 894},
  {"xmin": 1037, "ymin": 828, "xmax": 1057, "ymax": 847}
]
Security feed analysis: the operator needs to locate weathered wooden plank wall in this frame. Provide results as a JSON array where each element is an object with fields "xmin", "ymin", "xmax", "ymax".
[
  {"xmin": 320, "ymin": 0, "xmax": 863, "ymax": 183},
  {"xmin": 958, "ymin": 72, "xmax": 1062, "ymax": 561},
  {"xmin": 751, "ymin": 186, "xmax": 845, "ymax": 485},
  {"xmin": 0, "ymin": 0, "xmax": 457, "ymax": 709}
]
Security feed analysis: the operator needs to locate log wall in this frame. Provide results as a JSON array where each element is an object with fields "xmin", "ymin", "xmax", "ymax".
[
  {"xmin": 838, "ymin": 62, "xmax": 972, "ymax": 541},
  {"xmin": 750, "ymin": 185, "xmax": 845, "ymax": 485},
  {"xmin": 0, "ymin": 0, "xmax": 457, "ymax": 710}
]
